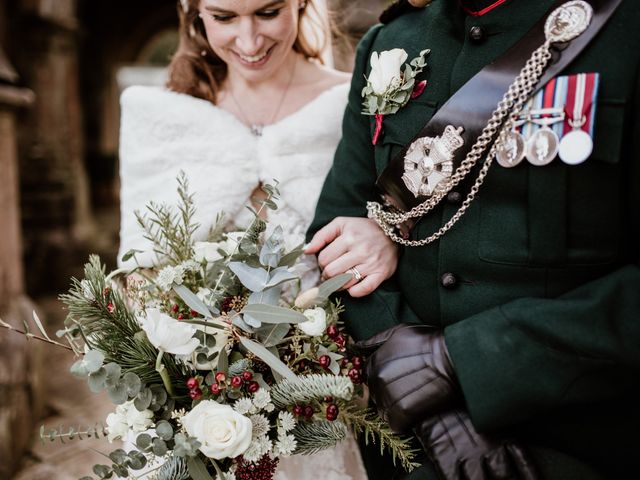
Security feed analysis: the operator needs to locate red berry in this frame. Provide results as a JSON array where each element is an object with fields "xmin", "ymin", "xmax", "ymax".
[
  {"xmin": 210, "ymin": 383, "xmax": 221, "ymax": 395},
  {"xmin": 319, "ymin": 355, "xmax": 331, "ymax": 369},
  {"xmin": 340, "ymin": 358, "xmax": 350, "ymax": 368},
  {"xmin": 298, "ymin": 359, "xmax": 307, "ymax": 369},
  {"xmin": 247, "ymin": 381, "xmax": 260, "ymax": 393},
  {"xmin": 172, "ymin": 304, "xmax": 179, "ymax": 313},
  {"xmin": 326, "ymin": 403, "xmax": 339, "ymax": 421},
  {"xmin": 103, "ymin": 287, "xmax": 111, "ymax": 297},
  {"xmin": 186, "ymin": 377, "xmax": 199, "ymax": 389},
  {"xmin": 177, "ymin": 313, "xmax": 184, "ymax": 320},
  {"xmin": 326, "ymin": 325, "xmax": 339, "ymax": 339},
  {"xmin": 348, "ymin": 368, "xmax": 362, "ymax": 384},
  {"xmin": 324, "ymin": 396, "xmax": 334, "ymax": 403},
  {"xmin": 107, "ymin": 302, "xmax": 115, "ymax": 313},
  {"xmin": 292, "ymin": 405, "xmax": 304, "ymax": 417},
  {"xmin": 189, "ymin": 388, "xmax": 203, "ymax": 400},
  {"xmin": 303, "ymin": 405, "xmax": 314, "ymax": 419},
  {"xmin": 231, "ymin": 376, "xmax": 243, "ymax": 388},
  {"xmin": 190, "ymin": 309, "xmax": 198, "ymax": 317},
  {"xmin": 335, "ymin": 334, "xmax": 346, "ymax": 347},
  {"xmin": 215, "ymin": 372, "xmax": 227, "ymax": 383},
  {"xmin": 351, "ymin": 356, "xmax": 363, "ymax": 368},
  {"xmin": 242, "ymin": 371, "xmax": 253, "ymax": 381}
]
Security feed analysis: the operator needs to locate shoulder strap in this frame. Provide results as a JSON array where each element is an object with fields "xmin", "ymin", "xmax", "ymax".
[{"xmin": 376, "ymin": 0, "xmax": 624, "ymax": 211}]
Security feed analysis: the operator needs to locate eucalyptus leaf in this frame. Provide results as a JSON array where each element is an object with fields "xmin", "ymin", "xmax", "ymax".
[
  {"xmin": 228, "ymin": 262, "xmax": 270, "ymax": 292},
  {"xmin": 88, "ymin": 367, "xmax": 107, "ymax": 393},
  {"xmin": 265, "ymin": 267, "xmax": 297, "ymax": 288},
  {"xmin": 152, "ymin": 437, "xmax": 168, "ymax": 456},
  {"xmin": 260, "ymin": 226, "xmax": 284, "ymax": 267},
  {"xmin": 187, "ymin": 456, "xmax": 215, "ymax": 480},
  {"xmin": 156, "ymin": 420, "xmax": 174, "ymax": 440},
  {"xmin": 109, "ymin": 448, "xmax": 128, "ymax": 465},
  {"xmin": 278, "ymin": 245, "xmax": 305, "ymax": 267},
  {"xmin": 136, "ymin": 433, "xmax": 153, "ymax": 450},
  {"xmin": 135, "ymin": 388, "xmax": 153, "ymax": 411},
  {"xmin": 92, "ymin": 465, "xmax": 111, "ymax": 478},
  {"xmin": 242, "ymin": 304, "xmax": 307, "ymax": 324},
  {"xmin": 126, "ymin": 451, "xmax": 147, "ymax": 470},
  {"xmin": 107, "ymin": 383, "xmax": 128, "ymax": 405},
  {"xmin": 317, "ymin": 273, "xmax": 353, "ymax": 301},
  {"xmin": 121, "ymin": 249, "xmax": 142, "ymax": 263},
  {"xmin": 239, "ymin": 337, "xmax": 296, "ymax": 381},
  {"xmin": 173, "ymin": 284, "xmax": 217, "ymax": 318},
  {"xmin": 256, "ymin": 323, "xmax": 290, "ymax": 347},
  {"xmin": 231, "ymin": 315, "xmax": 255, "ymax": 333},
  {"xmin": 103, "ymin": 363, "xmax": 122, "ymax": 388},
  {"xmin": 217, "ymin": 345, "xmax": 229, "ymax": 375},
  {"xmin": 123, "ymin": 372, "xmax": 142, "ymax": 397},
  {"xmin": 248, "ymin": 285, "xmax": 281, "ymax": 307},
  {"xmin": 181, "ymin": 319, "xmax": 225, "ymax": 330}
]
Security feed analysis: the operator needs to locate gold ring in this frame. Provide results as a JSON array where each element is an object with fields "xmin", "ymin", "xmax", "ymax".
[{"xmin": 348, "ymin": 267, "xmax": 363, "ymax": 282}]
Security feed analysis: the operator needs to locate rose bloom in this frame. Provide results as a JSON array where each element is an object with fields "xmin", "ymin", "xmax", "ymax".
[
  {"xmin": 182, "ymin": 400, "xmax": 253, "ymax": 459},
  {"xmin": 138, "ymin": 308, "xmax": 199, "ymax": 355},
  {"xmin": 299, "ymin": 307, "xmax": 327, "ymax": 336},
  {"xmin": 368, "ymin": 48, "xmax": 408, "ymax": 95}
]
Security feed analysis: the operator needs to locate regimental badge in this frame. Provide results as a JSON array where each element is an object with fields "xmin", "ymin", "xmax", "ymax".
[
  {"xmin": 402, "ymin": 125, "xmax": 464, "ymax": 197},
  {"xmin": 496, "ymin": 72, "xmax": 600, "ymax": 168}
]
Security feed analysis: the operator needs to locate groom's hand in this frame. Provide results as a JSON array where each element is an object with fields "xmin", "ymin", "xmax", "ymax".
[
  {"xmin": 416, "ymin": 409, "xmax": 539, "ymax": 480},
  {"xmin": 356, "ymin": 324, "xmax": 459, "ymax": 433}
]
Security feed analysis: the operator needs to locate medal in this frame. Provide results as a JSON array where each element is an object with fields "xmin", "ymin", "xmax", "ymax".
[
  {"xmin": 496, "ymin": 120, "xmax": 526, "ymax": 168},
  {"xmin": 525, "ymin": 109, "xmax": 563, "ymax": 166},
  {"xmin": 559, "ymin": 73, "xmax": 597, "ymax": 165}
]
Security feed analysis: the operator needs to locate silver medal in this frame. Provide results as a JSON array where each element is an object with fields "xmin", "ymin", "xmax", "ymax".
[
  {"xmin": 496, "ymin": 130, "xmax": 526, "ymax": 168},
  {"xmin": 544, "ymin": 1, "xmax": 594, "ymax": 43},
  {"xmin": 526, "ymin": 127, "xmax": 559, "ymax": 166},
  {"xmin": 559, "ymin": 129, "xmax": 593, "ymax": 165}
]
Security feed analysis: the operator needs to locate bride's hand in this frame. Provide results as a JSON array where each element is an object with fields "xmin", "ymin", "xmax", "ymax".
[{"xmin": 305, "ymin": 217, "xmax": 398, "ymax": 298}]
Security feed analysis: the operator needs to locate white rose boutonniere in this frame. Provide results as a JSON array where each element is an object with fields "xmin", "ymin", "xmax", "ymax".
[
  {"xmin": 182, "ymin": 400, "xmax": 253, "ymax": 460},
  {"xmin": 362, "ymin": 48, "xmax": 430, "ymax": 145}
]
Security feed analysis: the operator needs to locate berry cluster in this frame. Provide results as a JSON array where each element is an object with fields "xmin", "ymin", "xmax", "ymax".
[
  {"xmin": 326, "ymin": 324, "xmax": 346, "ymax": 349},
  {"xmin": 185, "ymin": 370, "xmax": 259, "ymax": 401},
  {"xmin": 340, "ymin": 355, "xmax": 364, "ymax": 384},
  {"xmin": 292, "ymin": 396, "xmax": 340, "ymax": 422},
  {"xmin": 235, "ymin": 454, "xmax": 279, "ymax": 480},
  {"xmin": 170, "ymin": 303, "xmax": 200, "ymax": 321}
]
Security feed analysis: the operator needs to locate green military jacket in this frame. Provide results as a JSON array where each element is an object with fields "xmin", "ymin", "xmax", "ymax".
[{"xmin": 309, "ymin": 0, "xmax": 640, "ymax": 478}]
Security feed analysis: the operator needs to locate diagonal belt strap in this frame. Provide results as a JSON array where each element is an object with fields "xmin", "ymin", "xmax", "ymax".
[{"xmin": 376, "ymin": 0, "xmax": 623, "ymax": 211}]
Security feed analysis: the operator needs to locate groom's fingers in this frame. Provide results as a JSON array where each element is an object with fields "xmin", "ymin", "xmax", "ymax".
[{"xmin": 304, "ymin": 218, "xmax": 345, "ymax": 254}]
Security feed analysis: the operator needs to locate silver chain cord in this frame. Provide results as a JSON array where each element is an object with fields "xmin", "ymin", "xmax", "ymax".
[{"xmin": 367, "ymin": 40, "xmax": 554, "ymax": 247}]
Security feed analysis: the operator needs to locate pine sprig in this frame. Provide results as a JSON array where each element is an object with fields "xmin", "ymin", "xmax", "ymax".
[
  {"xmin": 270, "ymin": 374, "xmax": 354, "ymax": 408},
  {"xmin": 292, "ymin": 420, "xmax": 348, "ymax": 454},
  {"xmin": 135, "ymin": 171, "xmax": 199, "ymax": 264},
  {"xmin": 342, "ymin": 405, "xmax": 420, "ymax": 473},
  {"xmin": 155, "ymin": 456, "xmax": 190, "ymax": 480}
]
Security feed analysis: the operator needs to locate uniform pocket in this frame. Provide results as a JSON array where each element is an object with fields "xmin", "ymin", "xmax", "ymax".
[{"xmin": 477, "ymin": 100, "xmax": 627, "ymax": 267}]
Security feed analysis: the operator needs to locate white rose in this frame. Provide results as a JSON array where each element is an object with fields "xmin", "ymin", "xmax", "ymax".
[
  {"xmin": 106, "ymin": 400, "xmax": 154, "ymax": 442},
  {"xmin": 139, "ymin": 308, "xmax": 199, "ymax": 355},
  {"xmin": 368, "ymin": 48, "xmax": 408, "ymax": 95},
  {"xmin": 299, "ymin": 307, "xmax": 327, "ymax": 337},
  {"xmin": 182, "ymin": 400, "xmax": 252, "ymax": 459},
  {"xmin": 194, "ymin": 241, "xmax": 224, "ymax": 263}
]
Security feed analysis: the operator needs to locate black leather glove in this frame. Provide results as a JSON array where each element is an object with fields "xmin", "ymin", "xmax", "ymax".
[
  {"xmin": 356, "ymin": 324, "xmax": 459, "ymax": 433},
  {"xmin": 416, "ymin": 409, "xmax": 539, "ymax": 480}
]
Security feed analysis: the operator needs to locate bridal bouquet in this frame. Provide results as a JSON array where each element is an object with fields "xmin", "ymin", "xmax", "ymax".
[{"xmin": 33, "ymin": 174, "xmax": 418, "ymax": 480}]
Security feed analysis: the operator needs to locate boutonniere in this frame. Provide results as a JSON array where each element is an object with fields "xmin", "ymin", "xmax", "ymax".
[{"xmin": 361, "ymin": 48, "xmax": 430, "ymax": 145}]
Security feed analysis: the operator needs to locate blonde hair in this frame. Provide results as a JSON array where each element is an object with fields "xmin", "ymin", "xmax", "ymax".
[{"xmin": 167, "ymin": 0, "xmax": 330, "ymax": 104}]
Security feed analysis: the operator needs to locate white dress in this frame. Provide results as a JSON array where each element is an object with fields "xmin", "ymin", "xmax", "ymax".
[{"xmin": 118, "ymin": 83, "xmax": 368, "ymax": 480}]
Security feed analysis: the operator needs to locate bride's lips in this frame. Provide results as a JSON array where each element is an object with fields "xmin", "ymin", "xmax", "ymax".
[{"xmin": 232, "ymin": 45, "xmax": 275, "ymax": 68}]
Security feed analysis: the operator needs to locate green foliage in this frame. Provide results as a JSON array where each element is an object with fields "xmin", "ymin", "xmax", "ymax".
[
  {"xmin": 292, "ymin": 420, "xmax": 348, "ymax": 454},
  {"xmin": 156, "ymin": 456, "xmax": 191, "ymax": 480},
  {"xmin": 270, "ymin": 374, "xmax": 354, "ymax": 408},
  {"xmin": 135, "ymin": 171, "xmax": 199, "ymax": 264},
  {"xmin": 341, "ymin": 405, "xmax": 420, "ymax": 473},
  {"xmin": 40, "ymin": 423, "xmax": 108, "ymax": 444}
]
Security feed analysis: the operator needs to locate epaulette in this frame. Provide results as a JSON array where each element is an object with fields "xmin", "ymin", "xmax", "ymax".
[{"xmin": 379, "ymin": 0, "xmax": 422, "ymax": 24}]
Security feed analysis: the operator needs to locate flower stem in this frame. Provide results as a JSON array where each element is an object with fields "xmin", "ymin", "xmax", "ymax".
[{"xmin": 155, "ymin": 349, "xmax": 175, "ymax": 396}]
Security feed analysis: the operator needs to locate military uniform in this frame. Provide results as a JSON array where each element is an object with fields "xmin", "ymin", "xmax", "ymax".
[{"xmin": 309, "ymin": 0, "xmax": 640, "ymax": 478}]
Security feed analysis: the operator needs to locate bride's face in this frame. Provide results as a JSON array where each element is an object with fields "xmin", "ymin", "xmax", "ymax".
[{"xmin": 199, "ymin": 0, "xmax": 302, "ymax": 83}]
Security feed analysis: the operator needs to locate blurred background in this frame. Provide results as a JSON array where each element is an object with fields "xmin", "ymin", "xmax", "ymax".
[{"xmin": 0, "ymin": 0, "xmax": 388, "ymax": 478}]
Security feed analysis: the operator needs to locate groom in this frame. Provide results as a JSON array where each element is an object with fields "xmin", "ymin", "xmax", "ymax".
[{"xmin": 308, "ymin": 0, "xmax": 640, "ymax": 479}]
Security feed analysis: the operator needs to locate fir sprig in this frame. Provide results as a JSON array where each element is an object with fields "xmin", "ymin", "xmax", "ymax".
[
  {"xmin": 270, "ymin": 374, "xmax": 354, "ymax": 408},
  {"xmin": 341, "ymin": 405, "xmax": 420, "ymax": 473},
  {"xmin": 292, "ymin": 420, "xmax": 348, "ymax": 454}
]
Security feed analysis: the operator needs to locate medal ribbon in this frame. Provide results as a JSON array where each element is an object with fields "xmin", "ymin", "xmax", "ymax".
[{"xmin": 563, "ymin": 72, "xmax": 599, "ymax": 136}]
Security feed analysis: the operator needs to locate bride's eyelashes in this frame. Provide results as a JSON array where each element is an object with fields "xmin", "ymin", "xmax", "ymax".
[{"xmin": 208, "ymin": 8, "xmax": 283, "ymax": 23}]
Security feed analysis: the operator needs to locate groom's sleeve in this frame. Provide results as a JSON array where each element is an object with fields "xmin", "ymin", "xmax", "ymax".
[{"xmin": 307, "ymin": 24, "xmax": 384, "ymax": 234}]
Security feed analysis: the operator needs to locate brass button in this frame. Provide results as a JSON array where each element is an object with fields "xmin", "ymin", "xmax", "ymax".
[
  {"xmin": 441, "ymin": 272, "xmax": 458, "ymax": 289},
  {"xmin": 447, "ymin": 191, "xmax": 462, "ymax": 204},
  {"xmin": 469, "ymin": 26, "xmax": 485, "ymax": 42}
]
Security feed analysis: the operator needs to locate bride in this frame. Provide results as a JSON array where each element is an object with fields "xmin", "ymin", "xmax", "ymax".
[{"xmin": 117, "ymin": 0, "xmax": 397, "ymax": 478}]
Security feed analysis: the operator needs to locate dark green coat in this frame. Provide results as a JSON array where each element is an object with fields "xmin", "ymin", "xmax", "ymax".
[{"xmin": 309, "ymin": 0, "xmax": 640, "ymax": 478}]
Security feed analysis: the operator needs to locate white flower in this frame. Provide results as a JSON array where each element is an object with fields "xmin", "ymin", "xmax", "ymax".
[
  {"xmin": 278, "ymin": 411, "xmax": 296, "ymax": 433},
  {"xmin": 250, "ymin": 414, "xmax": 271, "ymax": 438},
  {"xmin": 243, "ymin": 435, "xmax": 273, "ymax": 463},
  {"xmin": 275, "ymin": 434, "xmax": 297, "ymax": 456},
  {"xmin": 194, "ymin": 241, "xmax": 224, "ymax": 263},
  {"xmin": 105, "ymin": 400, "xmax": 154, "ymax": 443},
  {"xmin": 182, "ymin": 400, "xmax": 253, "ymax": 460},
  {"xmin": 234, "ymin": 398, "xmax": 255, "ymax": 415},
  {"xmin": 155, "ymin": 265, "xmax": 184, "ymax": 291},
  {"xmin": 299, "ymin": 307, "xmax": 327, "ymax": 337},
  {"xmin": 252, "ymin": 389, "xmax": 272, "ymax": 410},
  {"xmin": 368, "ymin": 49, "xmax": 408, "ymax": 95},
  {"xmin": 180, "ymin": 259, "xmax": 201, "ymax": 272},
  {"xmin": 139, "ymin": 308, "xmax": 199, "ymax": 355}
]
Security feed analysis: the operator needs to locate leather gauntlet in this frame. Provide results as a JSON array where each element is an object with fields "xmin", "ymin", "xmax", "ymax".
[
  {"xmin": 356, "ymin": 324, "xmax": 459, "ymax": 433},
  {"xmin": 415, "ymin": 409, "xmax": 539, "ymax": 480}
]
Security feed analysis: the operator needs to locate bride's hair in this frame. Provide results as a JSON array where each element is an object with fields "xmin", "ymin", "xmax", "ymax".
[{"xmin": 167, "ymin": 0, "xmax": 331, "ymax": 104}]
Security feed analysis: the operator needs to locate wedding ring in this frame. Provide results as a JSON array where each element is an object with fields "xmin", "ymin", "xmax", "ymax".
[{"xmin": 348, "ymin": 267, "xmax": 363, "ymax": 282}]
